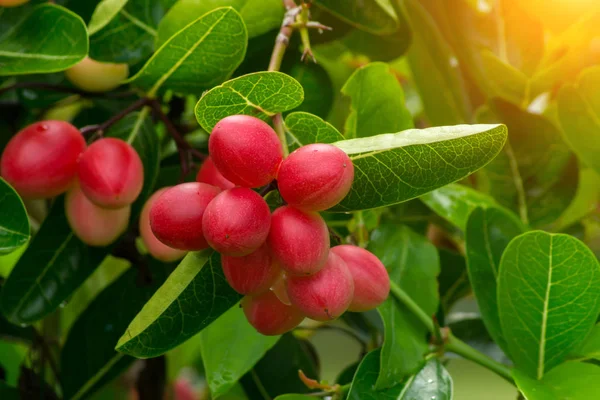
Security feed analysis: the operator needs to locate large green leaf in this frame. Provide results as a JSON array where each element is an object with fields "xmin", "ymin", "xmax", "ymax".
[
  {"xmin": 0, "ymin": 4, "xmax": 88, "ymax": 76},
  {"xmin": 0, "ymin": 179, "xmax": 29, "ymax": 255},
  {"xmin": 129, "ymin": 7, "xmax": 247, "ymax": 96},
  {"xmin": 200, "ymin": 305, "xmax": 280, "ymax": 398},
  {"xmin": 0, "ymin": 199, "xmax": 110, "ymax": 325},
  {"xmin": 347, "ymin": 349, "xmax": 453, "ymax": 399},
  {"xmin": 314, "ymin": 0, "xmax": 398, "ymax": 35},
  {"xmin": 342, "ymin": 62, "xmax": 413, "ymax": 139},
  {"xmin": 156, "ymin": 0, "xmax": 283, "ymax": 47},
  {"xmin": 513, "ymin": 362, "xmax": 600, "ymax": 400},
  {"xmin": 571, "ymin": 323, "xmax": 600, "ymax": 361},
  {"xmin": 284, "ymin": 112, "xmax": 344, "ymax": 152},
  {"xmin": 195, "ymin": 71, "xmax": 304, "ymax": 132},
  {"xmin": 330, "ymin": 124, "xmax": 508, "ymax": 212},
  {"xmin": 115, "ymin": 251, "xmax": 242, "ymax": 358},
  {"xmin": 87, "ymin": 0, "xmax": 129, "ymax": 35},
  {"xmin": 369, "ymin": 225, "xmax": 439, "ymax": 389},
  {"xmin": 498, "ymin": 231, "xmax": 600, "ymax": 379},
  {"xmin": 61, "ymin": 260, "xmax": 171, "ymax": 400},
  {"xmin": 558, "ymin": 66, "xmax": 600, "ymax": 176},
  {"xmin": 465, "ymin": 206, "xmax": 525, "ymax": 355}
]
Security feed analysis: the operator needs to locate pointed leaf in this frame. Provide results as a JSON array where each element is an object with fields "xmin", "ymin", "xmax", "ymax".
[
  {"xmin": 514, "ymin": 362, "xmax": 600, "ymax": 400},
  {"xmin": 0, "ymin": 178, "xmax": 29, "ymax": 255},
  {"xmin": 284, "ymin": 112, "xmax": 344, "ymax": 152}
]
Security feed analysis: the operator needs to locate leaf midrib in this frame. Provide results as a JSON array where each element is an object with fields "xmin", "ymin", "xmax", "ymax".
[{"xmin": 538, "ymin": 236, "xmax": 554, "ymax": 379}]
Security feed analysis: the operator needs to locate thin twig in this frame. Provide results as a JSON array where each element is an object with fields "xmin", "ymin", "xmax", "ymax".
[
  {"xmin": 0, "ymin": 81, "xmax": 135, "ymax": 98},
  {"xmin": 79, "ymin": 97, "xmax": 150, "ymax": 138}
]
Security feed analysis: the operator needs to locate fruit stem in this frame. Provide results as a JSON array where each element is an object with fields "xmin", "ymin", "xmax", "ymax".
[
  {"xmin": 79, "ymin": 97, "xmax": 150, "ymax": 138},
  {"xmin": 273, "ymin": 113, "xmax": 289, "ymax": 157}
]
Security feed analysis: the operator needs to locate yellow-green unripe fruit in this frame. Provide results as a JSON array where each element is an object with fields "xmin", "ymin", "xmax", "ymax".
[{"xmin": 65, "ymin": 57, "xmax": 129, "ymax": 93}]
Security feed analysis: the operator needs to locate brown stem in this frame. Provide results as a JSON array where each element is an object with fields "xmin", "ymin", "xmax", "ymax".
[
  {"xmin": 79, "ymin": 97, "xmax": 150, "ymax": 138},
  {"xmin": 0, "ymin": 81, "xmax": 135, "ymax": 98}
]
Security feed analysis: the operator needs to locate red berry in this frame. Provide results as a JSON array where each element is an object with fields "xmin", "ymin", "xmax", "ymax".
[
  {"xmin": 242, "ymin": 290, "xmax": 305, "ymax": 336},
  {"xmin": 202, "ymin": 188, "xmax": 271, "ymax": 256},
  {"xmin": 196, "ymin": 156, "xmax": 235, "ymax": 190},
  {"xmin": 221, "ymin": 243, "xmax": 280, "ymax": 295},
  {"xmin": 140, "ymin": 188, "xmax": 187, "ymax": 262},
  {"xmin": 277, "ymin": 144, "xmax": 354, "ymax": 211},
  {"xmin": 77, "ymin": 137, "xmax": 144, "ymax": 209},
  {"xmin": 1, "ymin": 121, "xmax": 85, "ymax": 198},
  {"xmin": 331, "ymin": 245, "xmax": 390, "ymax": 311},
  {"xmin": 209, "ymin": 115, "xmax": 282, "ymax": 188},
  {"xmin": 286, "ymin": 252, "xmax": 354, "ymax": 321},
  {"xmin": 267, "ymin": 206, "xmax": 329, "ymax": 276},
  {"xmin": 65, "ymin": 183, "xmax": 130, "ymax": 247}
]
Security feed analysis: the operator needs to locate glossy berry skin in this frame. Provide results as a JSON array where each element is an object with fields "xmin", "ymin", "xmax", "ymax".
[
  {"xmin": 0, "ymin": 0, "xmax": 30, "ymax": 7},
  {"xmin": 331, "ymin": 245, "xmax": 390, "ymax": 311},
  {"xmin": 209, "ymin": 115, "xmax": 282, "ymax": 188},
  {"xmin": 277, "ymin": 143, "xmax": 354, "ymax": 211},
  {"xmin": 267, "ymin": 206, "xmax": 329, "ymax": 276},
  {"xmin": 286, "ymin": 252, "xmax": 354, "ymax": 321},
  {"xmin": 77, "ymin": 137, "xmax": 144, "ymax": 209},
  {"xmin": 196, "ymin": 156, "xmax": 235, "ymax": 190},
  {"xmin": 221, "ymin": 243, "xmax": 279, "ymax": 295},
  {"xmin": 149, "ymin": 183, "xmax": 220, "ymax": 251},
  {"xmin": 203, "ymin": 188, "xmax": 271, "ymax": 256},
  {"xmin": 139, "ymin": 188, "xmax": 187, "ymax": 262},
  {"xmin": 1, "ymin": 121, "xmax": 85, "ymax": 199},
  {"xmin": 65, "ymin": 184, "xmax": 130, "ymax": 247},
  {"xmin": 242, "ymin": 290, "xmax": 305, "ymax": 336},
  {"xmin": 65, "ymin": 57, "xmax": 129, "ymax": 93}
]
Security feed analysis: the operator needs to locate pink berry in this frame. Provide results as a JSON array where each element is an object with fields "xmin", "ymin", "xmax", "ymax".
[
  {"xmin": 277, "ymin": 143, "xmax": 354, "ymax": 211},
  {"xmin": 221, "ymin": 243, "xmax": 280, "ymax": 295},
  {"xmin": 209, "ymin": 115, "xmax": 283, "ymax": 188},
  {"xmin": 149, "ymin": 182, "xmax": 221, "ymax": 251},
  {"xmin": 331, "ymin": 245, "xmax": 390, "ymax": 311},
  {"xmin": 242, "ymin": 290, "xmax": 305, "ymax": 336},
  {"xmin": 286, "ymin": 252, "xmax": 354, "ymax": 321},
  {"xmin": 1, "ymin": 121, "xmax": 85, "ymax": 198},
  {"xmin": 196, "ymin": 156, "xmax": 235, "ymax": 190},
  {"xmin": 202, "ymin": 188, "xmax": 271, "ymax": 256},
  {"xmin": 78, "ymin": 137, "xmax": 144, "ymax": 208},
  {"xmin": 267, "ymin": 206, "xmax": 329, "ymax": 276}
]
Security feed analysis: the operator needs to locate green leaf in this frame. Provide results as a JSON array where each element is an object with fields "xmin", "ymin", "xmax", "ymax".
[
  {"xmin": 0, "ymin": 178, "xmax": 29, "ymax": 255},
  {"xmin": 200, "ymin": 305, "xmax": 280, "ymax": 398},
  {"xmin": 347, "ymin": 349, "xmax": 453, "ymax": 399},
  {"xmin": 284, "ymin": 61, "xmax": 334, "ymax": 120},
  {"xmin": 87, "ymin": 0, "xmax": 129, "ymax": 35},
  {"xmin": 61, "ymin": 260, "xmax": 171, "ymax": 400},
  {"xmin": 571, "ymin": 323, "xmax": 600, "ymax": 361},
  {"xmin": 498, "ymin": 231, "xmax": 600, "ymax": 379},
  {"xmin": 0, "ymin": 4, "xmax": 88, "ymax": 76},
  {"xmin": 438, "ymin": 249, "xmax": 470, "ymax": 313},
  {"xmin": 558, "ymin": 66, "xmax": 600, "ymax": 177},
  {"xmin": 465, "ymin": 206, "xmax": 525, "ymax": 356},
  {"xmin": 195, "ymin": 71, "xmax": 304, "ymax": 132},
  {"xmin": 342, "ymin": 62, "xmax": 413, "ymax": 138},
  {"xmin": 157, "ymin": 0, "xmax": 283, "ymax": 47},
  {"xmin": 116, "ymin": 251, "xmax": 242, "ymax": 358},
  {"xmin": 275, "ymin": 395, "xmax": 313, "ymax": 400},
  {"xmin": 0, "ymin": 315, "xmax": 35, "ymax": 344},
  {"xmin": 284, "ymin": 112, "xmax": 344, "ymax": 152},
  {"xmin": 129, "ymin": 7, "xmax": 247, "ymax": 96},
  {"xmin": 0, "ymin": 198, "xmax": 110, "ymax": 325},
  {"xmin": 513, "ymin": 362, "xmax": 600, "ymax": 400},
  {"xmin": 314, "ymin": 0, "xmax": 399, "ymax": 35},
  {"xmin": 369, "ymin": 225, "xmax": 439, "ymax": 389},
  {"xmin": 329, "ymin": 124, "xmax": 507, "ymax": 212}
]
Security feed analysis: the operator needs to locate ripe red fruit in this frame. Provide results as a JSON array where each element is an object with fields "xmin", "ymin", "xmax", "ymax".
[
  {"xmin": 209, "ymin": 115, "xmax": 283, "ymax": 188},
  {"xmin": 1, "ymin": 121, "xmax": 85, "ymax": 198},
  {"xmin": 277, "ymin": 143, "xmax": 354, "ymax": 211},
  {"xmin": 286, "ymin": 252, "xmax": 354, "ymax": 321},
  {"xmin": 65, "ymin": 184, "xmax": 130, "ymax": 247},
  {"xmin": 149, "ymin": 182, "xmax": 220, "ymax": 251},
  {"xmin": 139, "ymin": 188, "xmax": 187, "ymax": 262},
  {"xmin": 196, "ymin": 156, "xmax": 235, "ymax": 190},
  {"xmin": 331, "ymin": 245, "xmax": 390, "ymax": 311},
  {"xmin": 221, "ymin": 243, "xmax": 280, "ymax": 295},
  {"xmin": 77, "ymin": 137, "xmax": 144, "ymax": 209},
  {"xmin": 242, "ymin": 290, "xmax": 305, "ymax": 336},
  {"xmin": 202, "ymin": 188, "xmax": 271, "ymax": 256},
  {"xmin": 267, "ymin": 206, "xmax": 329, "ymax": 276}
]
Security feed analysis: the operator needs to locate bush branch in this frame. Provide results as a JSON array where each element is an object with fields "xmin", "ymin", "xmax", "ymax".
[{"xmin": 79, "ymin": 97, "xmax": 150, "ymax": 137}]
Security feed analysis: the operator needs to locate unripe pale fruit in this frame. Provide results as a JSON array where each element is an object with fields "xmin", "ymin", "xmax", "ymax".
[
  {"xmin": 209, "ymin": 115, "xmax": 283, "ymax": 188},
  {"xmin": 139, "ymin": 188, "xmax": 187, "ymax": 262},
  {"xmin": 221, "ymin": 243, "xmax": 279, "ymax": 295},
  {"xmin": 65, "ymin": 184, "xmax": 130, "ymax": 247},
  {"xmin": 286, "ymin": 252, "xmax": 354, "ymax": 321},
  {"xmin": 65, "ymin": 57, "xmax": 129, "ymax": 93},
  {"xmin": 78, "ymin": 137, "xmax": 144, "ymax": 209},
  {"xmin": 202, "ymin": 188, "xmax": 271, "ymax": 256},
  {"xmin": 277, "ymin": 144, "xmax": 354, "ymax": 211},
  {"xmin": 196, "ymin": 156, "xmax": 235, "ymax": 190},
  {"xmin": 267, "ymin": 206, "xmax": 329, "ymax": 276},
  {"xmin": 149, "ymin": 183, "xmax": 221, "ymax": 251},
  {"xmin": 242, "ymin": 290, "xmax": 305, "ymax": 336},
  {"xmin": 1, "ymin": 121, "xmax": 85, "ymax": 199},
  {"xmin": 331, "ymin": 245, "xmax": 390, "ymax": 311}
]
